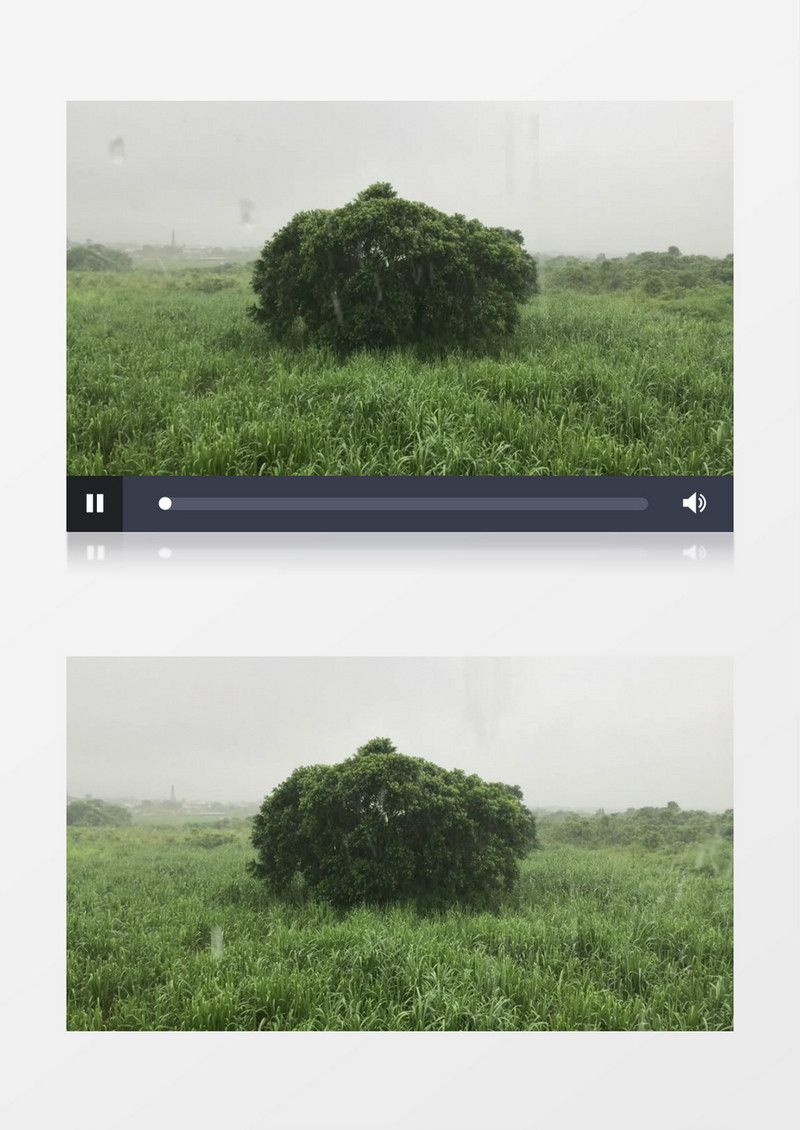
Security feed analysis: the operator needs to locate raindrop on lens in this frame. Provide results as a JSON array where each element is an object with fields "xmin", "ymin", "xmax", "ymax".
[{"xmin": 239, "ymin": 198, "xmax": 256, "ymax": 232}]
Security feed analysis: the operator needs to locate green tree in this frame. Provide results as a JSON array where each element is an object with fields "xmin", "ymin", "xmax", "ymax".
[
  {"xmin": 356, "ymin": 736, "xmax": 398, "ymax": 756},
  {"xmin": 643, "ymin": 271, "xmax": 663, "ymax": 295},
  {"xmin": 250, "ymin": 738, "xmax": 537, "ymax": 909},
  {"xmin": 250, "ymin": 184, "xmax": 538, "ymax": 353}
]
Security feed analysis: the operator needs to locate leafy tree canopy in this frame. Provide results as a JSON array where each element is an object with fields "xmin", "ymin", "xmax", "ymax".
[
  {"xmin": 250, "ymin": 184, "xmax": 538, "ymax": 353},
  {"xmin": 250, "ymin": 738, "xmax": 537, "ymax": 909}
]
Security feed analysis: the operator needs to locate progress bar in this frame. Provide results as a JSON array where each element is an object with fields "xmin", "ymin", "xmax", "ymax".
[{"xmin": 158, "ymin": 496, "xmax": 649, "ymax": 512}]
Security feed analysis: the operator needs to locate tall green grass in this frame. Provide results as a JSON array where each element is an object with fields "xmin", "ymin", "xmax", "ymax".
[
  {"xmin": 67, "ymin": 825, "xmax": 733, "ymax": 1031},
  {"xmin": 67, "ymin": 270, "xmax": 732, "ymax": 476}
]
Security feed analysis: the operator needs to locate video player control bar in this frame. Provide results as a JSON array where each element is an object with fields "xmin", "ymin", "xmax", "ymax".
[
  {"xmin": 159, "ymin": 496, "xmax": 649, "ymax": 512},
  {"xmin": 66, "ymin": 475, "xmax": 733, "ymax": 531}
]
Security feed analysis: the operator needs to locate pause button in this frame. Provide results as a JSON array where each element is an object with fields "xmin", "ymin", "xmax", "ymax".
[{"xmin": 85, "ymin": 493, "xmax": 104, "ymax": 514}]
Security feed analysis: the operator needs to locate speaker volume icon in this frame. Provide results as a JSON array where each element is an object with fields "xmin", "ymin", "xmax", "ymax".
[{"xmin": 682, "ymin": 492, "xmax": 707, "ymax": 514}]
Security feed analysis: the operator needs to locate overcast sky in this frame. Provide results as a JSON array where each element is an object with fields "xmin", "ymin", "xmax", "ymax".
[
  {"xmin": 66, "ymin": 102, "xmax": 732, "ymax": 257},
  {"xmin": 67, "ymin": 657, "xmax": 732, "ymax": 811}
]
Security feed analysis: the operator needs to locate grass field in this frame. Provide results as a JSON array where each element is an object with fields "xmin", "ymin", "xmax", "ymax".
[
  {"xmin": 66, "ymin": 267, "xmax": 733, "ymax": 476},
  {"xmin": 66, "ymin": 823, "xmax": 733, "ymax": 1031}
]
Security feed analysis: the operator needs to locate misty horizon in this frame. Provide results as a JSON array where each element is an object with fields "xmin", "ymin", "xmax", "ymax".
[
  {"xmin": 68, "ymin": 792, "xmax": 731, "ymax": 815},
  {"xmin": 67, "ymin": 657, "xmax": 732, "ymax": 811},
  {"xmin": 67, "ymin": 101, "xmax": 733, "ymax": 257},
  {"xmin": 66, "ymin": 238, "xmax": 732, "ymax": 262}
]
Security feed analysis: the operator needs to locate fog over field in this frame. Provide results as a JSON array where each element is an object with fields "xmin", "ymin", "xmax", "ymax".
[
  {"xmin": 67, "ymin": 657, "xmax": 732, "ymax": 810},
  {"xmin": 67, "ymin": 101, "xmax": 733, "ymax": 256}
]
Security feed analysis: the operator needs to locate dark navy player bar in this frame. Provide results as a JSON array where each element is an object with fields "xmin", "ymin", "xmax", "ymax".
[{"xmin": 67, "ymin": 476, "xmax": 733, "ymax": 533}]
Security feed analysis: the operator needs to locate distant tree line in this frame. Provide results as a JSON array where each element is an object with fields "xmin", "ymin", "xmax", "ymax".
[
  {"xmin": 66, "ymin": 797, "xmax": 132, "ymax": 827},
  {"xmin": 537, "ymin": 802, "xmax": 732, "ymax": 850},
  {"xmin": 67, "ymin": 244, "xmax": 133, "ymax": 272},
  {"xmin": 542, "ymin": 249, "xmax": 733, "ymax": 296}
]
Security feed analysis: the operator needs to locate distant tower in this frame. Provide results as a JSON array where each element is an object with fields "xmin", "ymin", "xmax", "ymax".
[
  {"xmin": 170, "ymin": 785, "xmax": 175, "ymax": 804},
  {"xmin": 171, "ymin": 229, "xmax": 176, "ymax": 247}
]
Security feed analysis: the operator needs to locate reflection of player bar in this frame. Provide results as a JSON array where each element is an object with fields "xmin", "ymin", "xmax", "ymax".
[{"xmin": 161, "ymin": 497, "xmax": 649, "ymax": 512}]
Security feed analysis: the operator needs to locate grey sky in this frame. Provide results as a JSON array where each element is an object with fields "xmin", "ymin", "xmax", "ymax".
[
  {"xmin": 66, "ymin": 102, "xmax": 732, "ymax": 256},
  {"xmin": 67, "ymin": 657, "xmax": 732, "ymax": 811}
]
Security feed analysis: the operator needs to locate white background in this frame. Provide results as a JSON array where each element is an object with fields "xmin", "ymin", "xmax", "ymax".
[{"xmin": 3, "ymin": 2, "xmax": 799, "ymax": 1127}]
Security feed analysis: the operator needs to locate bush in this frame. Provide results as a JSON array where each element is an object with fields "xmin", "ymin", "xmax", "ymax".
[
  {"xmin": 187, "ymin": 273, "xmax": 238, "ymax": 294},
  {"xmin": 250, "ymin": 737, "xmax": 537, "ymax": 910},
  {"xmin": 67, "ymin": 244, "xmax": 134, "ymax": 272},
  {"xmin": 66, "ymin": 798, "xmax": 132, "ymax": 827},
  {"xmin": 185, "ymin": 828, "xmax": 237, "ymax": 849},
  {"xmin": 250, "ymin": 183, "xmax": 538, "ymax": 353}
]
